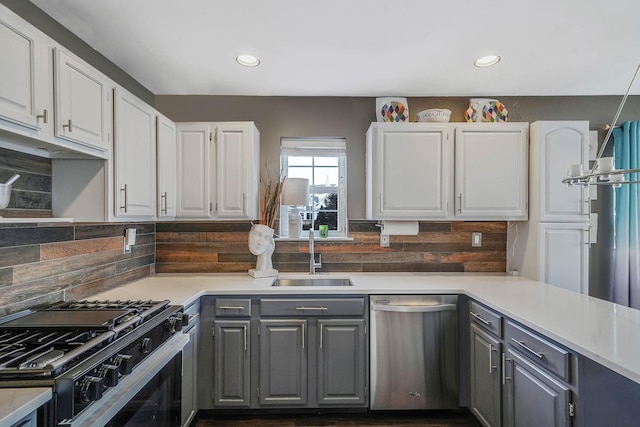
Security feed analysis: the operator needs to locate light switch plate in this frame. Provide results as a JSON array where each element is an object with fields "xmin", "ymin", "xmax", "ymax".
[
  {"xmin": 472, "ymin": 232, "xmax": 482, "ymax": 247},
  {"xmin": 380, "ymin": 234, "xmax": 389, "ymax": 247}
]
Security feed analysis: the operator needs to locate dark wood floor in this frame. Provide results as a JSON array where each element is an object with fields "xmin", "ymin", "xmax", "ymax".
[{"xmin": 195, "ymin": 410, "xmax": 481, "ymax": 426}]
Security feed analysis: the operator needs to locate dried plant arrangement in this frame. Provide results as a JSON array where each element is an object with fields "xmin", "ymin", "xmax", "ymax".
[{"xmin": 259, "ymin": 166, "xmax": 285, "ymax": 229}]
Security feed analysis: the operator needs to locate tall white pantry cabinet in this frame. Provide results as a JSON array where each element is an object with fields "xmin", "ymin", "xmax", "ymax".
[{"xmin": 509, "ymin": 121, "xmax": 590, "ymax": 295}]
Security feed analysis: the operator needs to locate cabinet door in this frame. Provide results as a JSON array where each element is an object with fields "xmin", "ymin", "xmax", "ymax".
[
  {"xmin": 176, "ymin": 124, "xmax": 211, "ymax": 217},
  {"xmin": 213, "ymin": 320, "xmax": 251, "ymax": 407},
  {"xmin": 455, "ymin": 124, "xmax": 528, "ymax": 220},
  {"xmin": 530, "ymin": 122, "xmax": 589, "ymax": 222},
  {"xmin": 317, "ymin": 319, "xmax": 367, "ymax": 406},
  {"xmin": 539, "ymin": 223, "xmax": 589, "ymax": 294},
  {"xmin": 504, "ymin": 349, "xmax": 571, "ymax": 427},
  {"xmin": 0, "ymin": 10, "xmax": 50, "ymax": 135},
  {"xmin": 182, "ymin": 321, "xmax": 198, "ymax": 426},
  {"xmin": 54, "ymin": 48, "xmax": 111, "ymax": 152},
  {"xmin": 157, "ymin": 114, "xmax": 177, "ymax": 218},
  {"xmin": 469, "ymin": 325, "xmax": 502, "ymax": 427},
  {"xmin": 113, "ymin": 88, "xmax": 156, "ymax": 217},
  {"xmin": 367, "ymin": 124, "xmax": 451, "ymax": 219},
  {"xmin": 215, "ymin": 123, "xmax": 255, "ymax": 219},
  {"xmin": 259, "ymin": 319, "xmax": 307, "ymax": 406}
]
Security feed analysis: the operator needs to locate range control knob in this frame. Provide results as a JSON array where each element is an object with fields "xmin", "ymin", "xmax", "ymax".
[
  {"xmin": 80, "ymin": 376, "xmax": 104, "ymax": 402},
  {"xmin": 164, "ymin": 315, "xmax": 184, "ymax": 334},
  {"xmin": 141, "ymin": 337, "xmax": 153, "ymax": 354},
  {"xmin": 180, "ymin": 312, "xmax": 189, "ymax": 328},
  {"xmin": 99, "ymin": 364, "xmax": 119, "ymax": 387},
  {"xmin": 114, "ymin": 354, "xmax": 133, "ymax": 375}
]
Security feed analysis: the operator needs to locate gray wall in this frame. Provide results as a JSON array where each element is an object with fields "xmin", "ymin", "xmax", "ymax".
[{"xmin": 1, "ymin": 0, "xmax": 155, "ymax": 105}]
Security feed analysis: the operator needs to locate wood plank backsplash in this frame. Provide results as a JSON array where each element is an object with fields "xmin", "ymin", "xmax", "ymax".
[
  {"xmin": 155, "ymin": 220, "xmax": 507, "ymax": 274},
  {"xmin": 0, "ymin": 222, "xmax": 155, "ymax": 316},
  {"xmin": 0, "ymin": 147, "xmax": 53, "ymax": 218}
]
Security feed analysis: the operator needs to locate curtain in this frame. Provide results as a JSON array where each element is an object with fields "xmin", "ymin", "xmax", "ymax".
[{"xmin": 613, "ymin": 121, "xmax": 640, "ymax": 308}]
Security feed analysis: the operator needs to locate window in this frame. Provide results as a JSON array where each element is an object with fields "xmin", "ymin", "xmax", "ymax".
[{"xmin": 280, "ymin": 138, "xmax": 347, "ymax": 238}]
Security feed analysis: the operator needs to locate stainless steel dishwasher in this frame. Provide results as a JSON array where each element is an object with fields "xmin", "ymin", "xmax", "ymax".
[{"xmin": 370, "ymin": 295, "xmax": 458, "ymax": 410}]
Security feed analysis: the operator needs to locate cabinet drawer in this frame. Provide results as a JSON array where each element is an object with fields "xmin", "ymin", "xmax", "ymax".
[
  {"xmin": 215, "ymin": 298, "xmax": 251, "ymax": 317},
  {"xmin": 469, "ymin": 301, "xmax": 503, "ymax": 338},
  {"xmin": 506, "ymin": 321, "xmax": 571, "ymax": 382},
  {"xmin": 260, "ymin": 298, "xmax": 365, "ymax": 317}
]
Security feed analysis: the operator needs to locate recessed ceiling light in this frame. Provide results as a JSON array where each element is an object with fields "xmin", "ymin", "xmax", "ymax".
[
  {"xmin": 474, "ymin": 55, "xmax": 501, "ymax": 68},
  {"xmin": 236, "ymin": 54, "xmax": 260, "ymax": 67}
]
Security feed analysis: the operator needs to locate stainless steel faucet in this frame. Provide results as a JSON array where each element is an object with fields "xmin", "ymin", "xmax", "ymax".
[{"xmin": 309, "ymin": 230, "xmax": 322, "ymax": 274}]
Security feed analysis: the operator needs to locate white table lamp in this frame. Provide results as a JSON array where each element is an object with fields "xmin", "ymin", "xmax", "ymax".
[{"xmin": 281, "ymin": 178, "xmax": 309, "ymax": 238}]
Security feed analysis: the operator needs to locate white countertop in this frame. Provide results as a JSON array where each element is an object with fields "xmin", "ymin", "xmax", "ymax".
[
  {"xmin": 0, "ymin": 388, "xmax": 51, "ymax": 426},
  {"xmin": 92, "ymin": 272, "xmax": 640, "ymax": 386}
]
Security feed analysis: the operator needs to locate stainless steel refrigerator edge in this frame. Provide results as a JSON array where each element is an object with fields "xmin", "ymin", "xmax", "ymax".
[{"xmin": 369, "ymin": 295, "xmax": 459, "ymax": 410}]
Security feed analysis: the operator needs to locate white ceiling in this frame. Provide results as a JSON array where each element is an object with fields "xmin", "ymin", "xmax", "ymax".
[{"xmin": 29, "ymin": 0, "xmax": 640, "ymax": 97}]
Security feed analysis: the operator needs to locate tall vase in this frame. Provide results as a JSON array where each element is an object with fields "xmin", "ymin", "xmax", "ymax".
[{"xmin": 248, "ymin": 224, "xmax": 278, "ymax": 278}]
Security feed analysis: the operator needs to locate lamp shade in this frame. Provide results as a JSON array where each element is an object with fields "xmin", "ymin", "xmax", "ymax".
[{"xmin": 281, "ymin": 178, "xmax": 309, "ymax": 206}]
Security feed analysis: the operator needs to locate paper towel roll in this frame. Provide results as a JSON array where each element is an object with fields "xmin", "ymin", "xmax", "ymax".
[{"xmin": 380, "ymin": 221, "xmax": 419, "ymax": 236}]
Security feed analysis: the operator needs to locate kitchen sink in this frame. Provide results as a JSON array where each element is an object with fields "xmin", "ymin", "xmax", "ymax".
[{"xmin": 272, "ymin": 278, "xmax": 353, "ymax": 287}]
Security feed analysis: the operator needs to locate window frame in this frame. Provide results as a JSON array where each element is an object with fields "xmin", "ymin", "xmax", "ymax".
[{"xmin": 280, "ymin": 138, "xmax": 348, "ymax": 238}]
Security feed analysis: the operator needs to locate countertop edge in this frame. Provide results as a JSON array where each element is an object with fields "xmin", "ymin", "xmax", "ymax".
[{"xmin": 0, "ymin": 388, "xmax": 51, "ymax": 426}]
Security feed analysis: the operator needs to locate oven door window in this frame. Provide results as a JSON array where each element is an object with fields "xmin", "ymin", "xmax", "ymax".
[{"xmin": 105, "ymin": 353, "xmax": 182, "ymax": 427}]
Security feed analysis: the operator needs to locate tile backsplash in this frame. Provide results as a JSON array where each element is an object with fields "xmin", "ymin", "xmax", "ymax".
[
  {"xmin": 0, "ymin": 218, "xmax": 506, "ymax": 315},
  {"xmin": 156, "ymin": 220, "xmax": 507, "ymax": 274},
  {"xmin": 0, "ymin": 222, "xmax": 155, "ymax": 316}
]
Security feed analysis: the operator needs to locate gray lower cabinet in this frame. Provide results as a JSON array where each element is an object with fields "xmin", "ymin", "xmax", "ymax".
[
  {"xmin": 213, "ymin": 320, "xmax": 251, "ymax": 407},
  {"xmin": 317, "ymin": 319, "xmax": 366, "ymax": 405},
  {"xmin": 258, "ymin": 319, "xmax": 308, "ymax": 406},
  {"xmin": 469, "ymin": 324, "xmax": 502, "ymax": 427},
  {"xmin": 504, "ymin": 348, "xmax": 571, "ymax": 427}
]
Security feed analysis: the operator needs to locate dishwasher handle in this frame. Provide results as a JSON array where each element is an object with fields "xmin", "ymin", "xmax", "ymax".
[{"xmin": 371, "ymin": 303, "xmax": 457, "ymax": 313}]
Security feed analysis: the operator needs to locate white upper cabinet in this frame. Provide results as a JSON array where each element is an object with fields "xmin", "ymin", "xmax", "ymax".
[
  {"xmin": 454, "ymin": 123, "xmax": 528, "ymax": 220},
  {"xmin": 176, "ymin": 122, "xmax": 259, "ymax": 220},
  {"xmin": 366, "ymin": 122, "xmax": 528, "ymax": 221},
  {"xmin": 113, "ymin": 88, "xmax": 156, "ymax": 217},
  {"xmin": 530, "ymin": 121, "xmax": 589, "ymax": 222},
  {"xmin": 157, "ymin": 114, "xmax": 177, "ymax": 218},
  {"xmin": 54, "ymin": 48, "xmax": 111, "ymax": 153},
  {"xmin": 214, "ymin": 123, "xmax": 259, "ymax": 219},
  {"xmin": 0, "ymin": 9, "xmax": 51, "ymax": 137},
  {"xmin": 176, "ymin": 124, "xmax": 211, "ymax": 218},
  {"xmin": 366, "ymin": 123, "xmax": 451, "ymax": 219}
]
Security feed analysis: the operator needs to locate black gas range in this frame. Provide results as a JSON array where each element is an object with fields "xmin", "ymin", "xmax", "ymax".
[{"xmin": 0, "ymin": 299, "xmax": 188, "ymax": 426}]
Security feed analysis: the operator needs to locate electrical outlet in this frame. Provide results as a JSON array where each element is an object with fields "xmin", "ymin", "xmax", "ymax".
[
  {"xmin": 380, "ymin": 234, "xmax": 390, "ymax": 247},
  {"xmin": 472, "ymin": 232, "xmax": 482, "ymax": 247}
]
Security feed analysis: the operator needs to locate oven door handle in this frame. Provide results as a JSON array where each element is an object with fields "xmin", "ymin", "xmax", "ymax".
[{"xmin": 58, "ymin": 333, "xmax": 189, "ymax": 427}]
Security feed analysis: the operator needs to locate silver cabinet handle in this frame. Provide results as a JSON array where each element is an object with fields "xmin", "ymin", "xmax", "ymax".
[
  {"xmin": 511, "ymin": 338, "xmax": 544, "ymax": 359},
  {"xmin": 319, "ymin": 324, "xmax": 324, "ymax": 349},
  {"xmin": 372, "ymin": 303, "xmax": 456, "ymax": 313},
  {"xmin": 378, "ymin": 195, "xmax": 382, "ymax": 213},
  {"xmin": 219, "ymin": 305, "xmax": 245, "ymax": 310},
  {"xmin": 120, "ymin": 184, "xmax": 128, "ymax": 212},
  {"xmin": 37, "ymin": 109, "xmax": 48, "ymax": 124},
  {"xmin": 161, "ymin": 192, "xmax": 168, "ymax": 214},
  {"xmin": 243, "ymin": 324, "xmax": 247, "ymax": 351},
  {"xmin": 470, "ymin": 311, "xmax": 491, "ymax": 326},
  {"xmin": 489, "ymin": 345, "xmax": 498, "ymax": 373},
  {"xmin": 295, "ymin": 306, "xmax": 328, "ymax": 311},
  {"xmin": 243, "ymin": 193, "xmax": 246, "ymax": 213},
  {"xmin": 458, "ymin": 193, "xmax": 463, "ymax": 213},
  {"xmin": 502, "ymin": 353, "xmax": 511, "ymax": 384},
  {"xmin": 301, "ymin": 322, "xmax": 305, "ymax": 349},
  {"xmin": 62, "ymin": 119, "xmax": 72, "ymax": 132}
]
